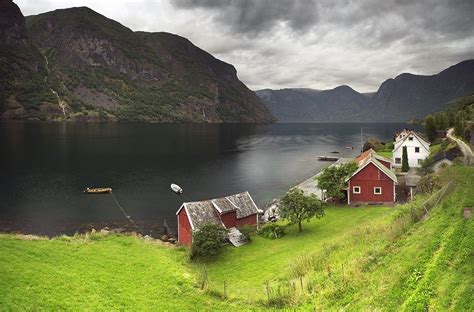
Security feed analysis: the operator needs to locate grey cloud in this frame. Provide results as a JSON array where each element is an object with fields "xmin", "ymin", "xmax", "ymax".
[
  {"xmin": 16, "ymin": 0, "xmax": 474, "ymax": 92},
  {"xmin": 172, "ymin": 0, "xmax": 319, "ymax": 36}
]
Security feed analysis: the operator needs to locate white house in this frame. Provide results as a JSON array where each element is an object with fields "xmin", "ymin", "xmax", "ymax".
[{"xmin": 392, "ymin": 130, "xmax": 430, "ymax": 168}]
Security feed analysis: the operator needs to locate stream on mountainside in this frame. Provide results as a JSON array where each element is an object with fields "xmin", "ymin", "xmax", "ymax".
[{"xmin": 43, "ymin": 53, "xmax": 68, "ymax": 118}]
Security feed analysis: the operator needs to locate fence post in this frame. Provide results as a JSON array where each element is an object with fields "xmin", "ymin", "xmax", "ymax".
[
  {"xmin": 265, "ymin": 281, "xmax": 270, "ymax": 302},
  {"xmin": 223, "ymin": 280, "xmax": 227, "ymax": 298}
]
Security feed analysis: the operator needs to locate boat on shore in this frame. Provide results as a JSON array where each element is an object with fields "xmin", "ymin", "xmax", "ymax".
[
  {"xmin": 318, "ymin": 155, "xmax": 339, "ymax": 161},
  {"xmin": 84, "ymin": 187, "xmax": 112, "ymax": 194}
]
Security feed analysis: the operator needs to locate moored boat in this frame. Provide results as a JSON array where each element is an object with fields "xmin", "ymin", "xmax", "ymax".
[
  {"xmin": 84, "ymin": 187, "xmax": 112, "ymax": 194},
  {"xmin": 170, "ymin": 183, "xmax": 183, "ymax": 194},
  {"xmin": 318, "ymin": 156, "xmax": 339, "ymax": 161}
]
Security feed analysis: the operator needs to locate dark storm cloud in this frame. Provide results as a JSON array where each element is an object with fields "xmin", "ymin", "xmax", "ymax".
[
  {"xmin": 17, "ymin": 0, "xmax": 474, "ymax": 91},
  {"xmin": 173, "ymin": 0, "xmax": 319, "ymax": 36}
]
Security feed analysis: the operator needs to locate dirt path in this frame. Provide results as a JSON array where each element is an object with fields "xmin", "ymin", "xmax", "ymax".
[{"xmin": 447, "ymin": 128, "xmax": 473, "ymax": 164}]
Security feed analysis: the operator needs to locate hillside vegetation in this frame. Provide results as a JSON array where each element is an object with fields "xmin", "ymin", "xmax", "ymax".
[
  {"xmin": 0, "ymin": 2, "xmax": 275, "ymax": 123},
  {"xmin": 1, "ymin": 165, "xmax": 472, "ymax": 310}
]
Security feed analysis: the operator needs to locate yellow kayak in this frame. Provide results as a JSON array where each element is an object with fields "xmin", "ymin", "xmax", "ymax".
[{"xmin": 84, "ymin": 187, "xmax": 112, "ymax": 194}]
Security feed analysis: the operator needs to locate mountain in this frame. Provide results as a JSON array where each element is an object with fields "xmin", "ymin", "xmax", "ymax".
[
  {"xmin": 0, "ymin": 1, "xmax": 275, "ymax": 123},
  {"xmin": 257, "ymin": 60, "xmax": 474, "ymax": 122},
  {"xmin": 257, "ymin": 85, "xmax": 369, "ymax": 122}
]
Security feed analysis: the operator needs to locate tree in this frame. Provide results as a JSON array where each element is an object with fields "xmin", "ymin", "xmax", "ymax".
[
  {"xmin": 424, "ymin": 115, "xmax": 437, "ymax": 142},
  {"xmin": 316, "ymin": 162, "xmax": 359, "ymax": 200},
  {"xmin": 190, "ymin": 224, "xmax": 227, "ymax": 260},
  {"xmin": 454, "ymin": 111, "xmax": 464, "ymax": 137},
  {"xmin": 401, "ymin": 146, "xmax": 409, "ymax": 172},
  {"xmin": 363, "ymin": 137, "xmax": 383, "ymax": 152},
  {"xmin": 435, "ymin": 112, "xmax": 448, "ymax": 130},
  {"xmin": 280, "ymin": 188, "xmax": 324, "ymax": 232}
]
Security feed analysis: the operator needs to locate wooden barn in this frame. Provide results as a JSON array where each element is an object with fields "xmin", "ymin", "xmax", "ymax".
[
  {"xmin": 176, "ymin": 191, "xmax": 259, "ymax": 246},
  {"xmin": 346, "ymin": 149, "xmax": 398, "ymax": 205}
]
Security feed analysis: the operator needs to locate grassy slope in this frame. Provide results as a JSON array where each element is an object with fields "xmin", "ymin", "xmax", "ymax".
[
  {"xmin": 0, "ymin": 234, "xmax": 242, "ymax": 310},
  {"xmin": 0, "ymin": 166, "xmax": 472, "ymax": 310},
  {"xmin": 196, "ymin": 206, "xmax": 393, "ymax": 302}
]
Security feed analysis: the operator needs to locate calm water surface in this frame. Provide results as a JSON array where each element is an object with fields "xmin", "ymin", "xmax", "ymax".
[{"xmin": 0, "ymin": 122, "xmax": 415, "ymax": 235}]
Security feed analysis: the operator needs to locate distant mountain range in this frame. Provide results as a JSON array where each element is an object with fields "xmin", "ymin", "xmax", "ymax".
[
  {"xmin": 257, "ymin": 60, "xmax": 474, "ymax": 122},
  {"xmin": 0, "ymin": 0, "xmax": 275, "ymax": 122}
]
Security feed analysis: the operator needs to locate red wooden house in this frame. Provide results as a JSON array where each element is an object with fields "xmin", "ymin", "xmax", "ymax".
[
  {"xmin": 176, "ymin": 191, "xmax": 259, "ymax": 246},
  {"xmin": 346, "ymin": 149, "xmax": 397, "ymax": 205}
]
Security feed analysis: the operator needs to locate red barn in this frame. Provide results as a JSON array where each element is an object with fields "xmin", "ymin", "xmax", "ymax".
[
  {"xmin": 347, "ymin": 149, "xmax": 397, "ymax": 205},
  {"xmin": 176, "ymin": 191, "xmax": 259, "ymax": 246}
]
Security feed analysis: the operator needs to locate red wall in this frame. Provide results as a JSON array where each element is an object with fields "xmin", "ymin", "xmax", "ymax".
[
  {"xmin": 177, "ymin": 208, "xmax": 192, "ymax": 246},
  {"xmin": 349, "ymin": 163, "xmax": 394, "ymax": 204},
  {"xmin": 220, "ymin": 211, "xmax": 237, "ymax": 228},
  {"xmin": 235, "ymin": 214, "xmax": 257, "ymax": 227},
  {"xmin": 379, "ymin": 159, "xmax": 391, "ymax": 169}
]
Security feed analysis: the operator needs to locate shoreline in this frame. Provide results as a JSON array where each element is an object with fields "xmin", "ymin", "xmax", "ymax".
[{"xmin": 0, "ymin": 159, "xmax": 356, "ymax": 238}]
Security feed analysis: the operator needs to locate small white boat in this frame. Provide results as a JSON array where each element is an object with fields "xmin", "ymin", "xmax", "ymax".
[{"xmin": 170, "ymin": 183, "xmax": 183, "ymax": 195}]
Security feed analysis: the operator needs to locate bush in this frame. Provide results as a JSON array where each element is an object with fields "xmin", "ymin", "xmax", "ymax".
[
  {"xmin": 418, "ymin": 174, "xmax": 441, "ymax": 193},
  {"xmin": 258, "ymin": 224, "xmax": 285, "ymax": 239},
  {"xmin": 239, "ymin": 224, "xmax": 257, "ymax": 241},
  {"xmin": 190, "ymin": 224, "xmax": 227, "ymax": 260}
]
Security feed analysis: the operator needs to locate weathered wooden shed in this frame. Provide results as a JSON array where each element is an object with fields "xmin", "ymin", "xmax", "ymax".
[{"xmin": 176, "ymin": 192, "xmax": 259, "ymax": 246}]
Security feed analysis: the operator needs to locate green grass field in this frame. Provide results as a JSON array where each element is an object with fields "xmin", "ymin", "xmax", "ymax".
[
  {"xmin": 1, "ymin": 166, "xmax": 473, "ymax": 310},
  {"xmin": 377, "ymin": 150, "xmax": 393, "ymax": 158},
  {"xmin": 0, "ymin": 234, "xmax": 243, "ymax": 310}
]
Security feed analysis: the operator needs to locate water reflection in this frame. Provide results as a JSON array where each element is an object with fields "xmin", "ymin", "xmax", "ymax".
[{"xmin": 0, "ymin": 121, "xmax": 417, "ymax": 234}]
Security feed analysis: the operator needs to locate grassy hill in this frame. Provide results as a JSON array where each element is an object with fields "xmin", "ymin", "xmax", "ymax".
[{"xmin": 1, "ymin": 165, "xmax": 473, "ymax": 310}]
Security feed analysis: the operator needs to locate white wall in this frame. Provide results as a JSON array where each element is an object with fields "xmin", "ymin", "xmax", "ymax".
[{"xmin": 392, "ymin": 136, "xmax": 429, "ymax": 168}]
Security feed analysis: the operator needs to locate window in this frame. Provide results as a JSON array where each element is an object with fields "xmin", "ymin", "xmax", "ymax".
[
  {"xmin": 408, "ymin": 136, "xmax": 414, "ymax": 141},
  {"xmin": 395, "ymin": 157, "xmax": 401, "ymax": 164},
  {"xmin": 353, "ymin": 186, "xmax": 361, "ymax": 194},
  {"xmin": 415, "ymin": 147, "xmax": 420, "ymax": 153},
  {"xmin": 374, "ymin": 187, "xmax": 382, "ymax": 195}
]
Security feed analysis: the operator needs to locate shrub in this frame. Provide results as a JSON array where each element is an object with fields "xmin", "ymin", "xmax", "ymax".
[
  {"xmin": 258, "ymin": 223, "xmax": 285, "ymax": 239},
  {"xmin": 190, "ymin": 224, "xmax": 227, "ymax": 260},
  {"xmin": 418, "ymin": 174, "xmax": 441, "ymax": 194},
  {"xmin": 239, "ymin": 224, "xmax": 257, "ymax": 241},
  {"xmin": 402, "ymin": 146, "xmax": 410, "ymax": 172}
]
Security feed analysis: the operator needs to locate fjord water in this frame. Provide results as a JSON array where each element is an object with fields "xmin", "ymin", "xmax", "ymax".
[{"xmin": 0, "ymin": 122, "xmax": 413, "ymax": 235}]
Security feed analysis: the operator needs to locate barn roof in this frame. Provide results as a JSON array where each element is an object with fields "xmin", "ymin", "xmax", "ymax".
[
  {"xmin": 356, "ymin": 149, "xmax": 392, "ymax": 165},
  {"xmin": 226, "ymin": 192, "xmax": 259, "ymax": 219},
  {"xmin": 176, "ymin": 192, "xmax": 259, "ymax": 231},
  {"xmin": 181, "ymin": 201, "xmax": 223, "ymax": 230},
  {"xmin": 347, "ymin": 155, "xmax": 397, "ymax": 183}
]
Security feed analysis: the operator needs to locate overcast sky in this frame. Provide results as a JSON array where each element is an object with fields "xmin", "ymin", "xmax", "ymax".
[{"xmin": 16, "ymin": 0, "xmax": 474, "ymax": 92}]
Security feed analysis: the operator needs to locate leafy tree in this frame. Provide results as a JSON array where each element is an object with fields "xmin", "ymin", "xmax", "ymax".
[
  {"xmin": 454, "ymin": 111, "xmax": 464, "ymax": 137},
  {"xmin": 190, "ymin": 224, "xmax": 227, "ymax": 260},
  {"xmin": 363, "ymin": 137, "xmax": 383, "ymax": 152},
  {"xmin": 401, "ymin": 146, "xmax": 410, "ymax": 172},
  {"xmin": 280, "ymin": 188, "xmax": 325, "ymax": 232},
  {"xmin": 424, "ymin": 115, "xmax": 437, "ymax": 142},
  {"xmin": 316, "ymin": 162, "xmax": 359, "ymax": 200},
  {"xmin": 434, "ymin": 112, "xmax": 448, "ymax": 130}
]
